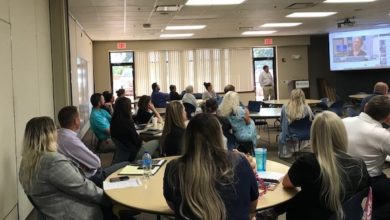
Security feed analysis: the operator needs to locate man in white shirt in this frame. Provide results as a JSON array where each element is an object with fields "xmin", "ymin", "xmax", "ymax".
[
  {"xmin": 57, "ymin": 106, "xmax": 128, "ymax": 187},
  {"xmin": 259, "ymin": 65, "xmax": 275, "ymax": 101},
  {"xmin": 343, "ymin": 95, "xmax": 390, "ymax": 217}
]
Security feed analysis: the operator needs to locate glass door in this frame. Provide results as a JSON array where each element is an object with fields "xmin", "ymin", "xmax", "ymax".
[
  {"xmin": 253, "ymin": 48, "xmax": 276, "ymax": 101},
  {"xmin": 110, "ymin": 52, "xmax": 135, "ymax": 101}
]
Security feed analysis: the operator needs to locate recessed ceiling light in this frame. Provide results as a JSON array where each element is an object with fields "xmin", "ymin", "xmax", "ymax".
[
  {"xmin": 155, "ymin": 5, "xmax": 183, "ymax": 12},
  {"xmin": 242, "ymin": 31, "xmax": 277, "ymax": 35},
  {"xmin": 186, "ymin": 0, "xmax": 246, "ymax": 6},
  {"xmin": 166, "ymin": 25, "xmax": 206, "ymax": 30},
  {"xmin": 324, "ymin": 0, "xmax": 376, "ymax": 3},
  {"xmin": 160, "ymin": 33, "xmax": 194, "ymax": 38},
  {"xmin": 261, "ymin": 23, "xmax": 302, "ymax": 27},
  {"xmin": 286, "ymin": 12, "xmax": 337, "ymax": 17}
]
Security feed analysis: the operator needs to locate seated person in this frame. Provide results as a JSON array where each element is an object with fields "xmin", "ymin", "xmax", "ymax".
[
  {"xmin": 102, "ymin": 91, "xmax": 114, "ymax": 115},
  {"xmin": 360, "ymin": 82, "xmax": 388, "ymax": 112},
  {"xmin": 204, "ymin": 98, "xmax": 235, "ymax": 150},
  {"xmin": 161, "ymin": 101, "xmax": 187, "ymax": 156},
  {"xmin": 89, "ymin": 93, "xmax": 115, "ymax": 151},
  {"xmin": 218, "ymin": 91, "xmax": 257, "ymax": 148},
  {"xmin": 19, "ymin": 117, "xmax": 105, "ymax": 219},
  {"xmin": 344, "ymin": 95, "xmax": 390, "ymax": 218},
  {"xmin": 182, "ymin": 85, "xmax": 198, "ymax": 109},
  {"xmin": 278, "ymin": 89, "xmax": 313, "ymax": 158},
  {"xmin": 111, "ymin": 97, "xmax": 160, "ymax": 162},
  {"xmin": 281, "ymin": 111, "xmax": 370, "ymax": 220},
  {"xmin": 169, "ymin": 84, "xmax": 182, "ymax": 101},
  {"xmin": 202, "ymin": 82, "xmax": 218, "ymax": 100},
  {"xmin": 163, "ymin": 113, "xmax": 259, "ymax": 220},
  {"xmin": 134, "ymin": 95, "xmax": 162, "ymax": 124},
  {"xmin": 57, "ymin": 106, "xmax": 128, "ymax": 187},
  {"xmin": 151, "ymin": 82, "xmax": 169, "ymax": 108},
  {"xmin": 349, "ymin": 36, "xmax": 367, "ymax": 56}
]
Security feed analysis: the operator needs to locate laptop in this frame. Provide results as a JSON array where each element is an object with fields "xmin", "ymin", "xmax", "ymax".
[
  {"xmin": 135, "ymin": 116, "xmax": 154, "ymax": 130},
  {"xmin": 247, "ymin": 101, "xmax": 261, "ymax": 113}
]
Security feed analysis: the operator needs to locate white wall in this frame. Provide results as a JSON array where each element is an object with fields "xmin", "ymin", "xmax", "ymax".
[
  {"xmin": 69, "ymin": 15, "xmax": 94, "ymax": 137},
  {"xmin": 0, "ymin": 0, "xmax": 54, "ymax": 219}
]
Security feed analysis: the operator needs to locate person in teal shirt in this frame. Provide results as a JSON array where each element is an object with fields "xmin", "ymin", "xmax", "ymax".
[{"xmin": 90, "ymin": 93, "xmax": 115, "ymax": 151}]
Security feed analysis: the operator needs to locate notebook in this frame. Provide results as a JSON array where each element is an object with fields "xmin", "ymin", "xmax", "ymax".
[{"xmin": 118, "ymin": 165, "xmax": 161, "ymax": 176}]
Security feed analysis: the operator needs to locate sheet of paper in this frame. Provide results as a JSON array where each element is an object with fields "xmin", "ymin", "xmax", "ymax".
[
  {"xmin": 257, "ymin": 171, "xmax": 285, "ymax": 182},
  {"xmin": 103, "ymin": 178, "xmax": 142, "ymax": 190}
]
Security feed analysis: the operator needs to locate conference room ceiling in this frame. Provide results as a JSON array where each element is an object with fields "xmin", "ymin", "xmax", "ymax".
[{"xmin": 68, "ymin": 0, "xmax": 390, "ymax": 41}]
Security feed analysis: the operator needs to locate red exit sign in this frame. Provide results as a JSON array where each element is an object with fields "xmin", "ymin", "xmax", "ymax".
[
  {"xmin": 117, "ymin": 42, "xmax": 127, "ymax": 49},
  {"xmin": 264, "ymin": 38, "xmax": 273, "ymax": 45}
]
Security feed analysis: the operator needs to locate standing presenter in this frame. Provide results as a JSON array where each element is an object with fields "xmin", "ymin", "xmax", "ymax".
[{"xmin": 259, "ymin": 65, "xmax": 275, "ymax": 101}]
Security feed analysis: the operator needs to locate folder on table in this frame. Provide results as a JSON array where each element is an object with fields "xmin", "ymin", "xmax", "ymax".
[{"xmin": 118, "ymin": 165, "xmax": 160, "ymax": 176}]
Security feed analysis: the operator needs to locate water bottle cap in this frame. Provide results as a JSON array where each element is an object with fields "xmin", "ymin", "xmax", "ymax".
[{"xmin": 144, "ymin": 151, "xmax": 149, "ymax": 153}]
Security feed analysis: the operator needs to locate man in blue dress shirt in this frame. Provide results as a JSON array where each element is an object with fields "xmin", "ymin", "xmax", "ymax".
[{"xmin": 151, "ymin": 82, "xmax": 169, "ymax": 108}]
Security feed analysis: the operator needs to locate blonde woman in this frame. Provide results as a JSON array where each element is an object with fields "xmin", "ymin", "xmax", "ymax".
[
  {"xmin": 281, "ymin": 111, "xmax": 369, "ymax": 220},
  {"xmin": 161, "ymin": 101, "xmax": 187, "ymax": 156},
  {"xmin": 278, "ymin": 89, "xmax": 313, "ymax": 157},
  {"xmin": 218, "ymin": 91, "xmax": 257, "ymax": 148},
  {"xmin": 19, "ymin": 117, "xmax": 104, "ymax": 219},
  {"xmin": 163, "ymin": 113, "xmax": 259, "ymax": 220}
]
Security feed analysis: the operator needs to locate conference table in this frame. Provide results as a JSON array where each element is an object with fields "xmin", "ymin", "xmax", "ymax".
[
  {"xmin": 264, "ymin": 99, "xmax": 321, "ymax": 106},
  {"xmin": 249, "ymin": 107, "xmax": 282, "ymax": 119},
  {"xmin": 104, "ymin": 157, "xmax": 298, "ymax": 216}
]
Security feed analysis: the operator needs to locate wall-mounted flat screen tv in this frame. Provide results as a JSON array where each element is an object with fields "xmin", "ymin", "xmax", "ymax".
[{"xmin": 329, "ymin": 27, "xmax": 390, "ymax": 71}]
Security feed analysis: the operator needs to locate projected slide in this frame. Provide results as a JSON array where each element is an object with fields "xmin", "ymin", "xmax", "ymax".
[{"xmin": 329, "ymin": 28, "xmax": 390, "ymax": 71}]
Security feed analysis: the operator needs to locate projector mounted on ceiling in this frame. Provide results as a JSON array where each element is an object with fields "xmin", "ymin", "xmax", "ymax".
[{"xmin": 337, "ymin": 17, "xmax": 355, "ymax": 28}]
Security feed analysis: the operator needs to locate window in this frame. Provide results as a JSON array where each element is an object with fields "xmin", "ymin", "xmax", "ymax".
[
  {"xmin": 109, "ymin": 51, "xmax": 135, "ymax": 100},
  {"xmin": 134, "ymin": 48, "xmax": 253, "ymax": 96},
  {"xmin": 253, "ymin": 47, "xmax": 277, "ymax": 100}
]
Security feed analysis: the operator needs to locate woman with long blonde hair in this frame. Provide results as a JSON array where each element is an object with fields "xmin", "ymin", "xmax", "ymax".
[
  {"xmin": 19, "ymin": 117, "xmax": 104, "ymax": 219},
  {"xmin": 160, "ymin": 101, "xmax": 187, "ymax": 156},
  {"xmin": 278, "ymin": 89, "xmax": 313, "ymax": 157},
  {"xmin": 218, "ymin": 91, "xmax": 257, "ymax": 148},
  {"xmin": 163, "ymin": 113, "xmax": 259, "ymax": 220},
  {"xmin": 281, "ymin": 111, "xmax": 369, "ymax": 220}
]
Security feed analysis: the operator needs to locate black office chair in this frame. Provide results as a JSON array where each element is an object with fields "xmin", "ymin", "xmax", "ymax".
[
  {"xmin": 287, "ymin": 116, "xmax": 312, "ymax": 158},
  {"xmin": 248, "ymin": 101, "xmax": 270, "ymax": 146},
  {"xmin": 183, "ymin": 102, "xmax": 196, "ymax": 119},
  {"xmin": 328, "ymin": 187, "xmax": 372, "ymax": 220}
]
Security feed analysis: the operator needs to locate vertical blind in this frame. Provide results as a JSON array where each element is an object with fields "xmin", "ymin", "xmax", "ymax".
[{"xmin": 134, "ymin": 48, "xmax": 253, "ymax": 96}]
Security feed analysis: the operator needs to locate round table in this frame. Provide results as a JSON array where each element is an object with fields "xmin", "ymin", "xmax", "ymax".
[
  {"xmin": 104, "ymin": 157, "xmax": 298, "ymax": 215},
  {"xmin": 264, "ymin": 99, "xmax": 321, "ymax": 106}
]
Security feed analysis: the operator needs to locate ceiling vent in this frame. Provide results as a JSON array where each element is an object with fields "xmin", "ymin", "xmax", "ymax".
[
  {"xmin": 285, "ymin": 3, "xmax": 316, "ymax": 9},
  {"xmin": 142, "ymin": 23, "xmax": 151, "ymax": 29},
  {"xmin": 238, "ymin": 27, "xmax": 253, "ymax": 31}
]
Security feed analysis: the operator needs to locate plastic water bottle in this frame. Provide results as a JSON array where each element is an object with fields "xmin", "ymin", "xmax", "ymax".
[
  {"xmin": 255, "ymin": 148, "xmax": 267, "ymax": 172},
  {"xmin": 142, "ymin": 151, "xmax": 152, "ymax": 178}
]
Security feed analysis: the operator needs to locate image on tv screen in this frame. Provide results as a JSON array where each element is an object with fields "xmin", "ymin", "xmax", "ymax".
[{"xmin": 329, "ymin": 28, "xmax": 390, "ymax": 71}]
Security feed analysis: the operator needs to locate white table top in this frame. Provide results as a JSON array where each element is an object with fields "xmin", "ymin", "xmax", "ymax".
[
  {"xmin": 104, "ymin": 157, "xmax": 298, "ymax": 215},
  {"xmin": 264, "ymin": 99, "xmax": 321, "ymax": 106},
  {"xmin": 250, "ymin": 108, "xmax": 282, "ymax": 119}
]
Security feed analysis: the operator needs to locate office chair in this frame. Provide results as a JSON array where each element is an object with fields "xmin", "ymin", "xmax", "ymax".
[
  {"xmin": 329, "ymin": 100, "xmax": 345, "ymax": 117},
  {"xmin": 328, "ymin": 187, "xmax": 372, "ymax": 220},
  {"xmin": 183, "ymin": 102, "xmax": 196, "ymax": 119},
  {"xmin": 287, "ymin": 115, "xmax": 312, "ymax": 159}
]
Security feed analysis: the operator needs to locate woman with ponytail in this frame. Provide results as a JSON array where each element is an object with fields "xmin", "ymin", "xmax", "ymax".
[
  {"xmin": 281, "ymin": 111, "xmax": 370, "ymax": 220},
  {"xmin": 163, "ymin": 113, "xmax": 259, "ymax": 220}
]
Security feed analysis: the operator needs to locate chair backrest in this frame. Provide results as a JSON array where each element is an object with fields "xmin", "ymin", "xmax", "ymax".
[
  {"xmin": 247, "ymin": 101, "xmax": 261, "ymax": 113},
  {"xmin": 288, "ymin": 116, "xmax": 312, "ymax": 141},
  {"xmin": 329, "ymin": 187, "xmax": 372, "ymax": 220},
  {"xmin": 183, "ymin": 103, "xmax": 196, "ymax": 119}
]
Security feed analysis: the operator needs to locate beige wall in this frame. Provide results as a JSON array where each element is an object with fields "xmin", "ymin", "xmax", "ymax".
[
  {"xmin": 276, "ymin": 46, "xmax": 309, "ymax": 99},
  {"xmin": 0, "ymin": 0, "xmax": 54, "ymax": 219},
  {"xmin": 93, "ymin": 36, "xmax": 310, "ymax": 96}
]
